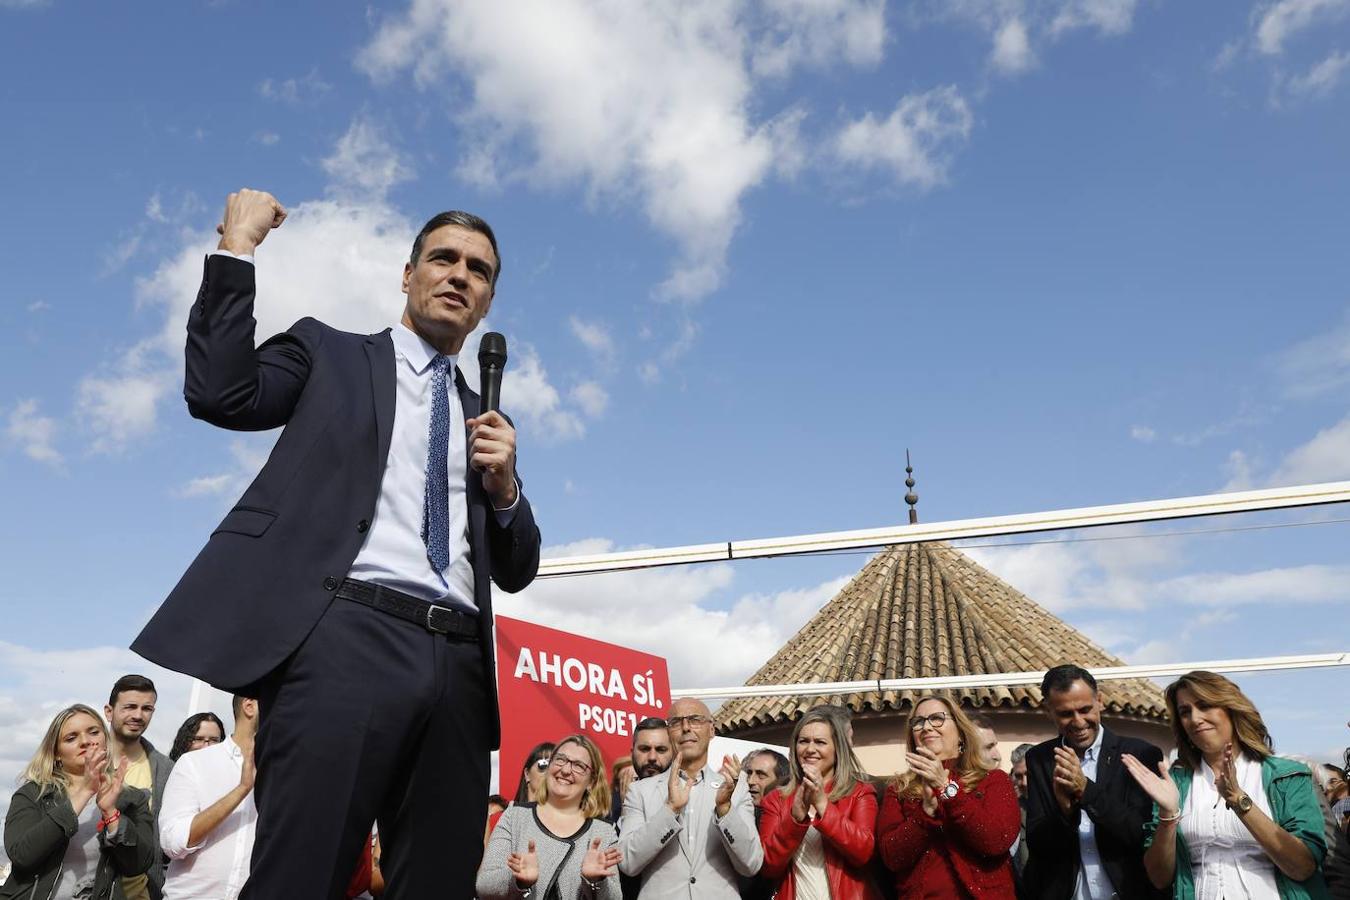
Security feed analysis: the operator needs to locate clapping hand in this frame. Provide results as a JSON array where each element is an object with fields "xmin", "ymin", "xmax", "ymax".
[
  {"xmin": 506, "ymin": 839, "xmax": 539, "ymax": 887},
  {"xmin": 580, "ymin": 837, "xmax": 622, "ymax": 881},
  {"xmin": 240, "ymin": 744, "xmax": 256, "ymax": 794},
  {"xmin": 714, "ymin": 754, "xmax": 741, "ymax": 817},
  {"xmin": 1122, "ymin": 754, "xmax": 1180, "ymax": 819},
  {"xmin": 667, "ymin": 749, "xmax": 690, "ymax": 813},
  {"xmin": 1052, "ymin": 746, "xmax": 1087, "ymax": 812},
  {"xmin": 800, "ymin": 763, "xmax": 828, "ymax": 819},
  {"xmin": 1212, "ymin": 743, "xmax": 1244, "ymax": 808}
]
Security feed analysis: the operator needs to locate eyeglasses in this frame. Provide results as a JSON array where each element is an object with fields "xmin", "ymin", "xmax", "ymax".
[
  {"xmin": 909, "ymin": 712, "xmax": 951, "ymax": 732},
  {"xmin": 549, "ymin": 754, "xmax": 593, "ymax": 777},
  {"xmin": 190, "ymin": 736, "xmax": 223, "ymax": 746},
  {"xmin": 667, "ymin": 715, "xmax": 712, "ymax": 730}
]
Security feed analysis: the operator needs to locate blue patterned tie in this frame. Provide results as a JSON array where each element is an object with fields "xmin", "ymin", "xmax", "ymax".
[{"xmin": 422, "ymin": 354, "xmax": 451, "ymax": 573}]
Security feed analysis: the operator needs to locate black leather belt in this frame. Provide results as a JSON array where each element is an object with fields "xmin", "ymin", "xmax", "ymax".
[{"xmin": 336, "ymin": 579, "xmax": 479, "ymax": 641}]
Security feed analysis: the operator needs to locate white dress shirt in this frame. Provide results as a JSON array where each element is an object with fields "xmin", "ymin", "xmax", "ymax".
[
  {"xmin": 1180, "ymin": 756, "xmax": 1280, "ymax": 900},
  {"xmin": 792, "ymin": 825, "xmax": 831, "ymax": 900},
  {"xmin": 159, "ymin": 737, "xmax": 257, "ymax": 900},
  {"xmin": 1073, "ymin": 726, "xmax": 1112, "ymax": 900}
]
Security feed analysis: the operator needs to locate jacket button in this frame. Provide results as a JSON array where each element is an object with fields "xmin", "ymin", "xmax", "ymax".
[
  {"xmin": 357, "ymin": 520, "xmax": 369, "ymax": 533},
  {"xmin": 323, "ymin": 576, "xmax": 338, "ymax": 591},
  {"xmin": 689, "ymin": 877, "xmax": 696, "ymax": 884}
]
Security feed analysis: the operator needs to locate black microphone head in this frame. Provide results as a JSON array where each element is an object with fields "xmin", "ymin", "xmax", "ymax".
[{"xmin": 478, "ymin": 332, "xmax": 507, "ymax": 369}]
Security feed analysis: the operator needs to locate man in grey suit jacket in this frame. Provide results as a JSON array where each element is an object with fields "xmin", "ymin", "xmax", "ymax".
[{"xmin": 618, "ymin": 698, "xmax": 763, "ymax": 898}]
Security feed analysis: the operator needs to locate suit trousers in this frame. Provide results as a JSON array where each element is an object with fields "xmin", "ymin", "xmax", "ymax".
[{"xmin": 240, "ymin": 594, "xmax": 491, "ymax": 899}]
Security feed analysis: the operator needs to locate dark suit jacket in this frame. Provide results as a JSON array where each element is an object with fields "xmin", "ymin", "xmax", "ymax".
[
  {"xmin": 131, "ymin": 255, "xmax": 541, "ymax": 746},
  {"xmin": 1021, "ymin": 728, "xmax": 1166, "ymax": 900}
]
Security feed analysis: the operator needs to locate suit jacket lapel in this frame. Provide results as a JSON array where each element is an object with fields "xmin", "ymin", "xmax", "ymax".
[
  {"xmin": 1095, "ymin": 727, "xmax": 1121, "ymax": 791},
  {"xmin": 365, "ymin": 331, "xmax": 396, "ymax": 471}
]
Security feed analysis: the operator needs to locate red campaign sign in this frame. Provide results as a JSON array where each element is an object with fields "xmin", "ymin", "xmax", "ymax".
[{"xmin": 495, "ymin": 616, "xmax": 670, "ymax": 798}]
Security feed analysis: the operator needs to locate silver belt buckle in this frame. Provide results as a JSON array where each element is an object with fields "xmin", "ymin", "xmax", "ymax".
[{"xmin": 425, "ymin": 604, "xmax": 452, "ymax": 634}]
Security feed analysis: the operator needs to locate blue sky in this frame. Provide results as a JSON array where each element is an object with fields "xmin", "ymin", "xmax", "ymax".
[{"xmin": 2, "ymin": 0, "xmax": 1349, "ymax": 803}]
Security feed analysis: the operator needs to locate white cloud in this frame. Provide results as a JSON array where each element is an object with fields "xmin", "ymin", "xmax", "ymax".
[
  {"xmin": 1158, "ymin": 564, "xmax": 1350, "ymax": 606},
  {"xmin": 321, "ymin": 115, "xmax": 414, "ymax": 201},
  {"xmin": 991, "ymin": 18, "xmax": 1036, "ymax": 74},
  {"xmin": 569, "ymin": 316, "xmax": 616, "ymax": 363},
  {"xmin": 1268, "ymin": 414, "xmax": 1350, "ymax": 485},
  {"xmin": 1286, "ymin": 49, "xmax": 1350, "ymax": 97},
  {"xmin": 175, "ymin": 437, "xmax": 275, "ymax": 500},
  {"xmin": 1048, "ymin": 0, "xmax": 1138, "ymax": 37},
  {"xmin": 835, "ymin": 86, "xmax": 974, "ymax": 189},
  {"xmin": 359, "ymin": 0, "xmax": 886, "ymax": 304},
  {"xmin": 1213, "ymin": 39, "xmax": 1244, "ymax": 72},
  {"xmin": 26, "ymin": 300, "xmax": 49, "ymax": 313},
  {"xmin": 751, "ymin": 0, "xmax": 887, "ymax": 77},
  {"xmin": 500, "ymin": 539, "xmax": 850, "ymax": 688},
  {"xmin": 1277, "ymin": 310, "xmax": 1350, "ymax": 397},
  {"xmin": 569, "ymin": 381, "xmax": 609, "ymax": 418},
  {"xmin": 258, "ymin": 68, "xmax": 332, "ymax": 104},
  {"xmin": 254, "ymin": 131, "xmax": 282, "ymax": 146},
  {"xmin": 1255, "ymin": 0, "xmax": 1350, "ymax": 54},
  {"xmin": 1222, "ymin": 449, "xmax": 1255, "ymax": 492},
  {"xmin": 1130, "ymin": 425, "xmax": 1156, "ymax": 443},
  {"xmin": 4, "ymin": 399, "xmax": 61, "ymax": 466},
  {"xmin": 74, "ymin": 370, "xmax": 175, "ymax": 453}
]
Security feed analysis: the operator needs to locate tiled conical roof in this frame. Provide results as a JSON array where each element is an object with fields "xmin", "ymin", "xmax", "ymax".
[{"xmin": 716, "ymin": 542, "xmax": 1167, "ymax": 731}]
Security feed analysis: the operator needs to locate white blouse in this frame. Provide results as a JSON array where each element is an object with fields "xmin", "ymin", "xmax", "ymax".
[
  {"xmin": 1179, "ymin": 755, "xmax": 1280, "ymax": 900},
  {"xmin": 793, "ymin": 824, "xmax": 831, "ymax": 900}
]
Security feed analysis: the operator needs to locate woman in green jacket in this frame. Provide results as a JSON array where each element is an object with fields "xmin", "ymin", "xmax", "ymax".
[
  {"xmin": 0, "ymin": 704, "xmax": 155, "ymax": 900},
  {"xmin": 1124, "ymin": 670, "xmax": 1329, "ymax": 900}
]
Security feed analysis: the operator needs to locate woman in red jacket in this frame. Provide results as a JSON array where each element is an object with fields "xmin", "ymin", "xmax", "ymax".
[
  {"xmin": 758, "ymin": 706, "xmax": 882, "ymax": 900},
  {"xmin": 878, "ymin": 695, "xmax": 1020, "ymax": 899}
]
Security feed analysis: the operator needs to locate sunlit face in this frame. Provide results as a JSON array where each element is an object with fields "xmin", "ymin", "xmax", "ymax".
[
  {"xmin": 1045, "ymin": 680, "xmax": 1102, "ymax": 752},
  {"xmin": 796, "ymin": 721, "xmax": 837, "ymax": 780},
  {"xmin": 744, "ymin": 753, "xmax": 780, "ymax": 805},
  {"xmin": 1173, "ymin": 686, "xmax": 1234, "ymax": 757},
  {"xmin": 545, "ymin": 741, "xmax": 595, "ymax": 806},
  {"xmin": 56, "ymin": 712, "xmax": 106, "ymax": 777},
  {"xmin": 105, "ymin": 691, "xmax": 156, "ymax": 743},
  {"xmin": 401, "ymin": 225, "xmax": 496, "ymax": 355},
  {"xmin": 667, "ymin": 700, "xmax": 713, "ymax": 763},
  {"xmin": 1012, "ymin": 759, "xmax": 1029, "ymax": 799},
  {"xmin": 188, "ymin": 719, "xmax": 224, "ymax": 753},
  {"xmin": 909, "ymin": 699, "xmax": 961, "ymax": 760},
  {"xmin": 631, "ymin": 728, "xmax": 673, "ymax": 778},
  {"xmin": 977, "ymin": 726, "xmax": 1001, "ymax": 768}
]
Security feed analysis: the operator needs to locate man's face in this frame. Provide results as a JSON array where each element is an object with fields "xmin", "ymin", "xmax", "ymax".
[
  {"xmin": 744, "ymin": 754, "xmax": 780, "ymax": 806},
  {"xmin": 631, "ymin": 727, "xmax": 673, "ymax": 778},
  {"xmin": 401, "ymin": 225, "xmax": 497, "ymax": 355},
  {"xmin": 667, "ymin": 699, "xmax": 714, "ymax": 764},
  {"xmin": 1045, "ymin": 680, "xmax": 1103, "ymax": 752},
  {"xmin": 1012, "ymin": 759, "xmax": 1028, "ymax": 799},
  {"xmin": 105, "ymin": 690, "xmax": 156, "ymax": 743},
  {"xmin": 977, "ymin": 726, "xmax": 1001, "ymax": 768}
]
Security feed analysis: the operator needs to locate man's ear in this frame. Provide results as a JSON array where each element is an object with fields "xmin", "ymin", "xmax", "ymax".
[{"xmin": 402, "ymin": 261, "xmax": 412, "ymax": 295}]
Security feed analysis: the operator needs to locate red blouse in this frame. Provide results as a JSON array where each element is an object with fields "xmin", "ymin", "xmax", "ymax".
[
  {"xmin": 758, "ymin": 780, "xmax": 883, "ymax": 900},
  {"xmin": 877, "ymin": 765, "xmax": 1019, "ymax": 899}
]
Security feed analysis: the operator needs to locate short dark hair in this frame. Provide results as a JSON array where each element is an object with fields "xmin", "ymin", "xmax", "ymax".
[
  {"xmin": 232, "ymin": 695, "xmax": 249, "ymax": 721},
  {"xmin": 1040, "ymin": 664, "xmax": 1097, "ymax": 698},
  {"xmin": 745, "ymin": 748, "xmax": 790, "ymax": 786},
  {"xmin": 488, "ymin": 793, "xmax": 508, "ymax": 809},
  {"xmin": 409, "ymin": 210, "xmax": 502, "ymax": 286},
  {"xmin": 109, "ymin": 674, "xmax": 157, "ymax": 706},
  {"xmin": 633, "ymin": 717, "xmax": 668, "ymax": 742}
]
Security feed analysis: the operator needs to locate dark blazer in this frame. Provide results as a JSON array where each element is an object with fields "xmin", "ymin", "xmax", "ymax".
[
  {"xmin": 131, "ymin": 255, "xmax": 541, "ymax": 746},
  {"xmin": 1022, "ymin": 727, "xmax": 1166, "ymax": 900}
]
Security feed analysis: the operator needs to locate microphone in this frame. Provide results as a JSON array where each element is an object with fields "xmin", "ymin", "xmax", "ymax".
[{"xmin": 477, "ymin": 332, "xmax": 507, "ymax": 416}]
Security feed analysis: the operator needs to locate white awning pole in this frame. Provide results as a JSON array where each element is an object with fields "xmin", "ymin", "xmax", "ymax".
[
  {"xmin": 675, "ymin": 652, "xmax": 1350, "ymax": 701},
  {"xmin": 539, "ymin": 480, "xmax": 1350, "ymax": 577}
]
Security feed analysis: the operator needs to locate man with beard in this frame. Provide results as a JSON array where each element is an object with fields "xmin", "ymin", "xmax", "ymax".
[
  {"xmin": 615, "ymin": 717, "xmax": 674, "ymax": 899},
  {"xmin": 105, "ymin": 674, "xmax": 173, "ymax": 900}
]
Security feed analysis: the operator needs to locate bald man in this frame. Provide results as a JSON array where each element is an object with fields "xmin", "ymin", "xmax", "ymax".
[{"xmin": 618, "ymin": 698, "xmax": 762, "ymax": 898}]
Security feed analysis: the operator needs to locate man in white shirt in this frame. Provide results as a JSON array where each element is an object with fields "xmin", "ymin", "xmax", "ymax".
[
  {"xmin": 159, "ymin": 697, "xmax": 259, "ymax": 900},
  {"xmin": 618, "ymin": 698, "xmax": 762, "ymax": 898}
]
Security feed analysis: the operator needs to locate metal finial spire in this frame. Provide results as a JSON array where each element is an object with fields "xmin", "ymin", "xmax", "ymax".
[{"xmin": 904, "ymin": 449, "xmax": 919, "ymax": 524}]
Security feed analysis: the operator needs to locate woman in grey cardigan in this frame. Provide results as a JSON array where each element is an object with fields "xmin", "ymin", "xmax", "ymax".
[{"xmin": 478, "ymin": 734, "xmax": 622, "ymax": 899}]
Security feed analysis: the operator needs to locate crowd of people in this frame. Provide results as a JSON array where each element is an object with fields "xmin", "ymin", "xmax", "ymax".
[{"xmin": 3, "ymin": 664, "xmax": 1347, "ymax": 899}]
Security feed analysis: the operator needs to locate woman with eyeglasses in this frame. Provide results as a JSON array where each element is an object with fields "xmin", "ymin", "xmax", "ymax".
[
  {"xmin": 877, "ymin": 695, "xmax": 1019, "ymax": 899},
  {"xmin": 478, "ymin": 734, "xmax": 623, "ymax": 899},
  {"xmin": 757, "ymin": 706, "xmax": 882, "ymax": 900},
  {"xmin": 1123, "ymin": 670, "xmax": 1330, "ymax": 899},
  {"xmin": 167, "ymin": 712, "xmax": 227, "ymax": 762},
  {"xmin": 0, "ymin": 704, "xmax": 156, "ymax": 900}
]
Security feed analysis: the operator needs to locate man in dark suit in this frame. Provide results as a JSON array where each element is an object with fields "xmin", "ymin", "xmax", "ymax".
[
  {"xmin": 132, "ymin": 189, "xmax": 541, "ymax": 899},
  {"xmin": 1022, "ymin": 664, "xmax": 1166, "ymax": 900}
]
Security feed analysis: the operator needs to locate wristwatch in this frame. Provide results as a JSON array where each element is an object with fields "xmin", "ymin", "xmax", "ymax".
[
  {"xmin": 1228, "ymin": 792, "xmax": 1253, "ymax": 815},
  {"xmin": 939, "ymin": 780, "xmax": 959, "ymax": 800}
]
